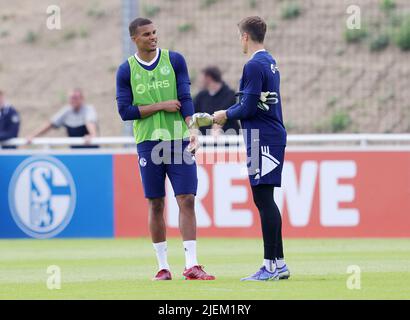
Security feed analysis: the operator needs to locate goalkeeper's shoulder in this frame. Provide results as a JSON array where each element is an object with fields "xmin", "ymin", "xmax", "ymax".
[{"xmin": 244, "ymin": 59, "xmax": 264, "ymax": 75}]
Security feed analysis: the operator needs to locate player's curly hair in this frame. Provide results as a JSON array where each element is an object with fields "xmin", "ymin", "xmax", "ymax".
[
  {"xmin": 238, "ymin": 16, "xmax": 267, "ymax": 43},
  {"xmin": 129, "ymin": 17, "xmax": 153, "ymax": 37}
]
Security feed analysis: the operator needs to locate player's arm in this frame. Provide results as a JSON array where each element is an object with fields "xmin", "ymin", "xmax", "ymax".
[
  {"xmin": 226, "ymin": 61, "xmax": 263, "ymax": 119},
  {"xmin": 214, "ymin": 62, "xmax": 262, "ymax": 124},
  {"xmin": 170, "ymin": 51, "xmax": 194, "ymax": 123},
  {"xmin": 115, "ymin": 63, "xmax": 180, "ymax": 121},
  {"xmin": 170, "ymin": 51, "xmax": 198, "ymax": 152}
]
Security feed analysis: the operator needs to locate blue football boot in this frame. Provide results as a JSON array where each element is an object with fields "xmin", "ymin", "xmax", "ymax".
[
  {"xmin": 277, "ymin": 264, "xmax": 290, "ymax": 280},
  {"xmin": 240, "ymin": 266, "xmax": 279, "ymax": 281}
]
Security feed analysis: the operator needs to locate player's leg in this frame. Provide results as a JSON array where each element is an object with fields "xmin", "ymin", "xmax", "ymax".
[
  {"xmin": 168, "ymin": 140, "xmax": 198, "ymax": 270},
  {"xmin": 137, "ymin": 149, "xmax": 171, "ymax": 280},
  {"xmin": 269, "ymin": 146, "xmax": 290, "ymax": 279},
  {"xmin": 149, "ymin": 197, "xmax": 166, "ymax": 243},
  {"xmin": 175, "ymin": 194, "xmax": 197, "ymax": 266},
  {"xmin": 247, "ymin": 185, "xmax": 289, "ymax": 280},
  {"xmin": 276, "ymin": 213, "xmax": 284, "ymax": 260},
  {"xmin": 241, "ymin": 184, "xmax": 279, "ymax": 281},
  {"xmin": 167, "ymin": 140, "xmax": 215, "ymax": 280},
  {"xmin": 272, "ymin": 193, "xmax": 290, "ymax": 279},
  {"xmin": 253, "ymin": 184, "xmax": 280, "ymax": 278},
  {"xmin": 175, "ymin": 193, "xmax": 214, "ymax": 280},
  {"xmin": 241, "ymin": 145, "xmax": 286, "ymax": 281},
  {"xmin": 253, "ymin": 184, "xmax": 278, "ymax": 266},
  {"xmin": 148, "ymin": 197, "xmax": 172, "ymax": 280}
]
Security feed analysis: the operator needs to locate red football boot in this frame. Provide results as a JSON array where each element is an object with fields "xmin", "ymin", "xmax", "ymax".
[
  {"xmin": 183, "ymin": 265, "xmax": 215, "ymax": 280},
  {"xmin": 152, "ymin": 269, "xmax": 172, "ymax": 281}
]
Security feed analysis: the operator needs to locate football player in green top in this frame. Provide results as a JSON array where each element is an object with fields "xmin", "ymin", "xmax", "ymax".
[{"xmin": 116, "ymin": 18, "xmax": 215, "ymax": 281}]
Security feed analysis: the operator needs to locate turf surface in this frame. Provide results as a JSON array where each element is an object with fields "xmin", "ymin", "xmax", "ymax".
[{"xmin": 0, "ymin": 238, "xmax": 409, "ymax": 299}]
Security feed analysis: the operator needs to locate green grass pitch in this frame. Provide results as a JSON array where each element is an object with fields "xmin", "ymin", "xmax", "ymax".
[{"xmin": 0, "ymin": 238, "xmax": 409, "ymax": 299}]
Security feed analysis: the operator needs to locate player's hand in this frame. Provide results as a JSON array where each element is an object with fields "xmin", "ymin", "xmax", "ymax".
[
  {"xmin": 161, "ymin": 100, "xmax": 181, "ymax": 113},
  {"xmin": 187, "ymin": 131, "xmax": 199, "ymax": 154},
  {"xmin": 213, "ymin": 110, "xmax": 227, "ymax": 126}
]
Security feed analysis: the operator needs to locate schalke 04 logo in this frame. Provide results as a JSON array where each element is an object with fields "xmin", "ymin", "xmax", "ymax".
[{"xmin": 8, "ymin": 156, "xmax": 76, "ymax": 239}]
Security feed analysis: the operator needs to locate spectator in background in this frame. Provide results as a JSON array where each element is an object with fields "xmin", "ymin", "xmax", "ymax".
[
  {"xmin": 194, "ymin": 66, "xmax": 240, "ymax": 136},
  {"xmin": 0, "ymin": 90, "xmax": 20, "ymax": 149},
  {"xmin": 27, "ymin": 88, "xmax": 99, "ymax": 148}
]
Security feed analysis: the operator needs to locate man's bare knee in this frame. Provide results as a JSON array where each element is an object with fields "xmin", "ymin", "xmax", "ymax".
[
  {"xmin": 176, "ymin": 194, "xmax": 195, "ymax": 211},
  {"xmin": 149, "ymin": 198, "xmax": 165, "ymax": 215}
]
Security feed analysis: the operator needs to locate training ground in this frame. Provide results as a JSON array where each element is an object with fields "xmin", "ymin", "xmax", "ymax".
[{"xmin": 1, "ymin": 238, "xmax": 409, "ymax": 299}]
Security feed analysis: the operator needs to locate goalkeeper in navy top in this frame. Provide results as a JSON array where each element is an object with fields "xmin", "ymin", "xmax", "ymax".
[{"xmin": 214, "ymin": 16, "xmax": 290, "ymax": 281}]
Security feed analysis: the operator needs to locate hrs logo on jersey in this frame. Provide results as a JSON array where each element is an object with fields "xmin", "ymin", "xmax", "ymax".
[
  {"xmin": 8, "ymin": 156, "xmax": 76, "ymax": 239},
  {"xmin": 135, "ymin": 80, "xmax": 170, "ymax": 94}
]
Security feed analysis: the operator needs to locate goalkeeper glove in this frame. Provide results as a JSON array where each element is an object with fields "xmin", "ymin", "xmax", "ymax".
[
  {"xmin": 188, "ymin": 112, "xmax": 214, "ymax": 129},
  {"xmin": 235, "ymin": 91, "xmax": 277, "ymax": 111}
]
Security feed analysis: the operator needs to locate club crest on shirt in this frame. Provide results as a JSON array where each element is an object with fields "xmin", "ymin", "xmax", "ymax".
[
  {"xmin": 160, "ymin": 65, "xmax": 171, "ymax": 76},
  {"xmin": 271, "ymin": 63, "xmax": 278, "ymax": 74},
  {"xmin": 139, "ymin": 157, "xmax": 147, "ymax": 167}
]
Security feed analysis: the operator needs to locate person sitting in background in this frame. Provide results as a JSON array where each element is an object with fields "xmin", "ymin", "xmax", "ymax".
[
  {"xmin": 0, "ymin": 90, "xmax": 20, "ymax": 149},
  {"xmin": 193, "ymin": 66, "xmax": 240, "ymax": 136},
  {"xmin": 27, "ymin": 88, "xmax": 99, "ymax": 148}
]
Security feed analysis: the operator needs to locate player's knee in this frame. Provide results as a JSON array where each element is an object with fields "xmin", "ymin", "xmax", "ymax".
[
  {"xmin": 176, "ymin": 194, "xmax": 195, "ymax": 211},
  {"xmin": 149, "ymin": 198, "xmax": 165, "ymax": 215},
  {"xmin": 252, "ymin": 196, "xmax": 264, "ymax": 210}
]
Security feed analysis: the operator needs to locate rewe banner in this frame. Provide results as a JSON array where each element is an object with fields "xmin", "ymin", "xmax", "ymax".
[
  {"xmin": 115, "ymin": 150, "xmax": 410, "ymax": 238},
  {"xmin": 1, "ymin": 150, "xmax": 409, "ymax": 238}
]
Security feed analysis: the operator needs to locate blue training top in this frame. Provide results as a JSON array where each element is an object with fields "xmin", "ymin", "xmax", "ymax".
[
  {"xmin": 116, "ymin": 48, "xmax": 194, "ymax": 121},
  {"xmin": 226, "ymin": 50, "xmax": 287, "ymax": 147}
]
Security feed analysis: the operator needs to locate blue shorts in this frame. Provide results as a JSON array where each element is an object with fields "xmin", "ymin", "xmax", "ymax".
[
  {"xmin": 247, "ymin": 145, "xmax": 285, "ymax": 187},
  {"xmin": 137, "ymin": 140, "xmax": 198, "ymax": 199}
]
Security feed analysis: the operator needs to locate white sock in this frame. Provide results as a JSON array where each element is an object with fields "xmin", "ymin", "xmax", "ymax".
[
  {"xmin": 183, "ymin": 240, "xmax": 198, "ymax": 269},
  {"xmin": 153, "ymin": 241, "xmax": 170, "ymax": 271},
  {"xmin": 263, "ymin": 259, "xmax": 276, "ymax": 272},
  {"xmin": 276, "ymin": 258, "xmax": 286, "ymax": 268}
]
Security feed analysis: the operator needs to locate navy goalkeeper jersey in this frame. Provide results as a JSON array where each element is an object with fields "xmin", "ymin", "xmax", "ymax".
[{"xmin": 228, "ymin": 50, "xmax": 287, "ymax": 148}]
